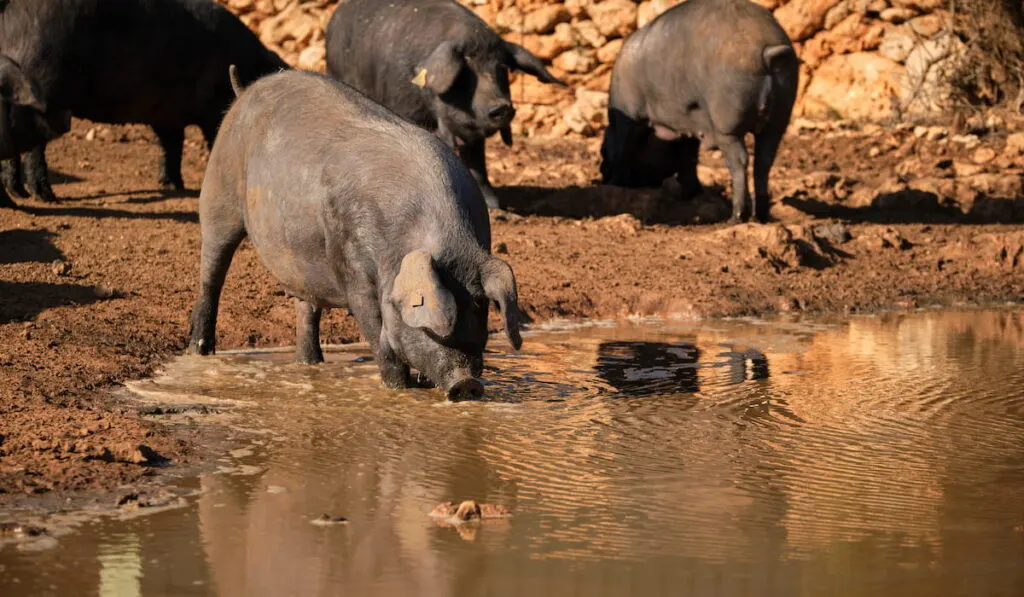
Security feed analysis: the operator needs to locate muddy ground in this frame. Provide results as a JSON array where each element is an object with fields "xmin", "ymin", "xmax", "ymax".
[{"xmin": 1, "ymin": 114, "xmax": 1023, "ymax": 500}]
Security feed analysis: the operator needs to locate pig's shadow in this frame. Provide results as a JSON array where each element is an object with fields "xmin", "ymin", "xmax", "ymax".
[
  {"xmin": 496, "ymin": 183, "xmax": 731, "ymax": 225},
  {"xmin": 0, "ymin": 280, "xmax": 112, "ymax": 323},
  {"xmin": 0, "ymin": 229, "xmax": 65, "ymax": 265},
  {"xmin": 783, "ymin": 188, "xmax": 1024, "ymax": 225}
]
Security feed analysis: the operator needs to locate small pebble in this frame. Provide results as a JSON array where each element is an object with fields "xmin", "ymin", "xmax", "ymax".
[{"xmin": 311, "ymin": 514, "xmax": 348, "ymax": 527}]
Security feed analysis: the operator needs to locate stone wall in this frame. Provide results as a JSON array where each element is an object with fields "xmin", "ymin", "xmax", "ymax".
[{"xmin": 217, "ymin": 0, "xmax": 964, "ymax": 136}]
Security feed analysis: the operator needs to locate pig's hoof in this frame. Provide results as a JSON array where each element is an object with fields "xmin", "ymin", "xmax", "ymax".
[
  {"xmin": 31, "ymin": 185, "xmax": 59, "ymax": 203},
  {"xmin": 295, "ymin": 354, "xmax": 325, "ymax": 365},
  {"xmin": 6, "ymin": 182, "xmax": 29, "ymax": 199},
  {"xmin": 159, "ymin": 177, "xmax": 185, "ymax": 192},
  {"xmin": 186, "ymin": 339, "xmax": 214, "ymax": 356},
  {"xmin": 447, "ymin": 378, "xmax": 484, "ymax": 401}
]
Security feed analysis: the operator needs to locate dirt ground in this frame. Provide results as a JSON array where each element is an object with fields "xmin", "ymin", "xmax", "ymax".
[{"xmin": 1, "ymin": 114, "xmax": 1023, "ymax": 501}]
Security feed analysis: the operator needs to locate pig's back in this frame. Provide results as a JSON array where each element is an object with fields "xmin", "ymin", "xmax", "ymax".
[
  {"xmin": 215, "ymin": 71, "xmax": 486, "ymax": 304},
  {"xmin": 0, "ymin": 0, "xmax": 275, "ymax": 126},
  {"xmin": 325, "ymin": 0, "xmax": 488, "ymax": 129}
]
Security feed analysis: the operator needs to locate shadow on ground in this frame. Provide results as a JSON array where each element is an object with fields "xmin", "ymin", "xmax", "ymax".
[
  {"xmin": 498, "ymin": 183, "xmax": 732, "ymax": 225},
  {"xmin": 0, "ymin": 229, "xmax": 65, "ymax": 265},
  {"xmin": 0, "ymin": 281, "xmax": 113, "ymax": 323}
]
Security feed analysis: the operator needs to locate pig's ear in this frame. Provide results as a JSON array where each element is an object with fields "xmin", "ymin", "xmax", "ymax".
[
  {"xmin": 413, "ymin": 41, "xmax": 464, "ymax": 94},
  {"xmin": 0, "ymin": 58, "xmax": 46, "ymax": 113},
  {"xmin": 391, "ymin": 250, "xmax": 457, "ymax": 338},
  {"xmin": 481, "ymin": 257, "xmax": 523, "ymax": 350},
  {"xmin": 504, "ymin": 42, "xmax": 566, "ymax": 87}
]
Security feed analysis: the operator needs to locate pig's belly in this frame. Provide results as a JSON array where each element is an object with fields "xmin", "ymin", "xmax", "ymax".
[{"xmin": 244, "ymin": 217, "xmax": 348, "ymax": 309}]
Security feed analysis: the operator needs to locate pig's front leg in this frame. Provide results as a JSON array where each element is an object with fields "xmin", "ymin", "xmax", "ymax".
[
  {"xmin": 1, "ymin": 156, "xmax": 28, "ymax": 199},
  {"xmin": 23, "ymin": 146, "xmax": 57, "ymax": 203},
  {"xmin": 294, "ymin": 297, "xmax": 325, "ymax": 365},
  {"xmin": 346, "ymin": 286, "xmax": 410, "ymax": 389},
  {"xmin": 457, "ymin": 139, "xmax": 500, "ymax": 210}
]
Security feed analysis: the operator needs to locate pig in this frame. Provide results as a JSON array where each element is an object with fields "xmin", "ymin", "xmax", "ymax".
[
  {"xmin": 0, "ymin": 0, "xmax": 287, "ymax": 207},
  {"xmin": 0, "ymin": 56, "xmax": 70, "ymax": 208},
  {"xmin": 325, "ymin": 0, "xmax": 565, "ymax": 210},
  {"xmin": 187, "ymin": 68, "xmax": 525, "ymax": 401},
  {"xmin": 599, "ymin": 0, "xmax": 799, "ymax": 223}
]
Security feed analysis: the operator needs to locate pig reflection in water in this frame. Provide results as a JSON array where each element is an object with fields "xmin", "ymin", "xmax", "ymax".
[
  {"xmin": 595, "ymin": 341, "xmax": 702, "ymax": 397},
  {"xmin": 594, "ymin": 342, "xmax": 770, "ymax": 397}
]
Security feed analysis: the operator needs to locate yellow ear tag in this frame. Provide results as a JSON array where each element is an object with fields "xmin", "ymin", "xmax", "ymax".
[{"xmin": 411, "ymin": 69, "xmax": 428, "ymax": 88}]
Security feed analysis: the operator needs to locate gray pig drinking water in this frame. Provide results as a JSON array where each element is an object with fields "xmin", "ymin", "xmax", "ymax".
[
  {"xmin": 600, "ymin": 0, "xmax": 799, "ymax": 223},
  {"xmin": 187, "ymin": 69, "xmax": 525, "ymax": 401}
]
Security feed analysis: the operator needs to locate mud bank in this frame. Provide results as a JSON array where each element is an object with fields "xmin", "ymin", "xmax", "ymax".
[{"xmin": 1, "ymin": 115, "xmax": 1023, "ymax": 498}]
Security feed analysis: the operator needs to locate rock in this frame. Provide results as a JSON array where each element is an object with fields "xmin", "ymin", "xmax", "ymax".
[
  {"xmin": 878, "ymin": 25, "xmax": 915, "ymax": 62},
  {"xmin": 823, "ymin": 0, "xmax": 852, "ymax": 29},
  {"xmin": 586, "ymin": 0, "xmax": 638, "ymax": 38},
  {"xmin": 430, "ymin": 500, "xmax": 510, "ymax": 523},
  {"xmin": 1004, "ymin": 132, "xmax": 1024, "ymax": 156},
  {"xmin": 311, "ymin": 514, "xmax": 348, "ymax": 526},
  {"xmin": 800, "ymin": 13, "xmax": 879, "ymax": 68},
  {"xmin": 297, "ymin": 44, "xmax": 325, "ymax": 72},
  {"xmin": 774, "ymin": 0, "xmax": 844, "ymax": 42},
  {"xmin": 494, "ymin": 6, "xmax": 524, "ymax": 33},
  {"xmin": 800, "ymin": 52, "xmax": 905, "ymax": 120},
  {"xmin": 972, "ymin": 147, "xmax": 997, "ymax": 164},
  {"xmin": 572, "ymin": 19, "xmax": 608, "ymax": 49},
  {"xmin": 522, "ymin": 22, "xmax": 576, "ymax": 61},
  {"xmin": 637, "ymin": 0, "xmax": 684, "ymax": 28},
  {"xmin": 907, "ymin": 12, "xmax": 947, "ymax": 38},
  {"xmin": 553, "ymin": 48, "xmax": 597, "ymax": 74},
  {"xmin": 564, "ymin": 88, "xmax": 609, "ymax": 135},
  {"xmin": 51, "ymin": 260, "xmax": 71, "ymax": 277},
  {"xmin": 596, "ymin": 38, "xmax": 624, "ymax": 64},
  {"xmin": 901, "ymin": 33, "xmax": 966, "ymax": 115},
  {"xmin": 890, "ymin": 0, "xmax": 943, "ymax": 10},
  {"xmin": 879, "ymin": 7, "xmax": 916, "ymax": 23},
  {"xmin": 523, "ymin": 5, "xmax": 571, "ymax": 34}
]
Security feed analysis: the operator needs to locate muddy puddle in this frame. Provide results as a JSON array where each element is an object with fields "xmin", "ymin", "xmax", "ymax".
[{"xmin": 3, "ymin": 309, "xmax": 1024, "ymax": 596}]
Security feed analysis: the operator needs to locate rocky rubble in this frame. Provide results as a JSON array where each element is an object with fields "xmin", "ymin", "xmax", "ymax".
[{"xmin": 215, "ymin": 0, "xmax": 982, "ymax": 136}]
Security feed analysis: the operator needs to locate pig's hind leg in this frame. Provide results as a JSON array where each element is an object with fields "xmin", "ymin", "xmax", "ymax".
[
  {"xmin": 718, "ymin": 134, "xmax": 750, "ymax": 223},
  {"xmin": 674, "ymin": 135, "xmax": 704, "ymax": 200},
  {"xmin": 294, "ymin": 298, "xmax": 325, "ymax": 365},
  {"xmin": 187, "ymin": 197, "xmax": 246, "ymax": 356},
  {"xmin": 752, "ymin": 127, "xmax": 784, "ymax": 223}
]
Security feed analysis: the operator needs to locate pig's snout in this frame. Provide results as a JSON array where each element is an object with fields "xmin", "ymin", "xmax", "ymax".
[
  {"xmin": 447, "ymin": 377, "xmax": 485, "ymax": 401},
  {"xmin": 486, "ymin": 102, "xmax": 515, "ymax": 126}
]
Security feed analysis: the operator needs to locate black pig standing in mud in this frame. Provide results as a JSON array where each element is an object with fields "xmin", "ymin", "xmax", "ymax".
[
  {"xmin": 325, "ymin": 0, "xmax": 565, "ymax": 210},
  {"xmin": 600, "ymin": 0, "xmax": 799, "ymax": 223},
  {"xmin": 0, "ymin": 0, "xmax": 287, "ymax": 207},
  {"xmin": 187, "ymin": 68, "xmax": 525, "ymax": 401}
]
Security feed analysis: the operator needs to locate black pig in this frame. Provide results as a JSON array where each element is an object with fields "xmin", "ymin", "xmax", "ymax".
[
  {"xmin": 187, "ymin": 69, "xmax": 525, "ymax": 401},
  {"xmin": 600, "ymin": 0, "xmax": 798, "ymax": 223},
  {"xmin": 0, "ymin": 0, "xmax": 287, "ymax": 206},
  {"xmin": 325, "ymin": 0, "xmax": 565, "ymax": 210}
]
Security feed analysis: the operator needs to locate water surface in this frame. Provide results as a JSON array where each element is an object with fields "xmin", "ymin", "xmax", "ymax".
[{"xmin": 2, "ymin": 310, "xmax": 1024, "ymax": 596}]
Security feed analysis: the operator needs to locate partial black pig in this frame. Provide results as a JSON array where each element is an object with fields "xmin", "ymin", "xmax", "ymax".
[
  {"xmin": 0, "ymin": 0, "xmax": 287, "ymax": 206},
  {"xmin": 600, "ymin": 0, "xmax": 798, "ymax": 223},
  {"xmin": 187, "ymin": 69, "xmax": 525, "ymax": 401},
  {"xmin": 325, "ymin": 0, "xmax": 565, "ymax": 210}
]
